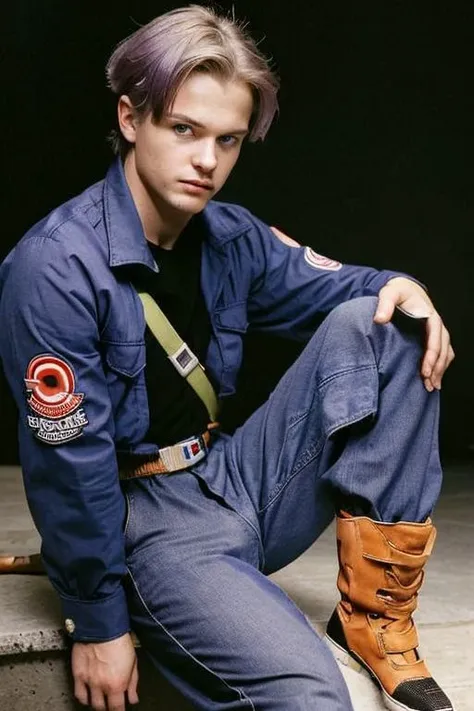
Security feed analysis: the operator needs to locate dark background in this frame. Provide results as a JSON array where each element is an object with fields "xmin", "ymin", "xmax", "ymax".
[{"xmin": 1, "ymin": 1, "xmax": 473, "ymax": 463}]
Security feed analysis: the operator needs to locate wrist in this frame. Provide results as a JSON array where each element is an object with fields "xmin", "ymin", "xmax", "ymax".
[{"xmin": 60, "ymin": 585, "xmax": 130, "ymax": 642}]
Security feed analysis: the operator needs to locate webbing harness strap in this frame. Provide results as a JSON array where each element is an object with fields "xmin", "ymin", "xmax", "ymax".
[{"xmin": 137, "ymin": 292, "xmax": 220, "ymax": 422}]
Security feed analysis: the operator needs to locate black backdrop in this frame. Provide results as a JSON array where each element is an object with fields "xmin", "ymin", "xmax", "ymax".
[{"xmin": 1, "ymin": 1, "xmax": 473, "ymax": 463}]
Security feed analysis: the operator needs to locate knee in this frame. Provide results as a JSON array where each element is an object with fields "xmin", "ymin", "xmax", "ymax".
[
  {"xmin": 327, "ymin": 297, "xmax": 423, "ymax": 354},
  {"xmin": 316, "ymin": 297, "xmax": 379, "ymax": 354},
  {"xmin": 315, "ymin": 296, "xmax": 424, "ymax": 382},
  {"xmin": 328, "ymin": 296, "xmax": 378, "ymax": 330}
]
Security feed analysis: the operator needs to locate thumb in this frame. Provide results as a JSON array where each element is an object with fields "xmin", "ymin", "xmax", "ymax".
[
  {"xmin": 127, "ymin": 658, "xmax": 140, "ymax": 705},
  {"xmin": 374, "ymin": 288, "xmax": 396, "ymax": 323}
]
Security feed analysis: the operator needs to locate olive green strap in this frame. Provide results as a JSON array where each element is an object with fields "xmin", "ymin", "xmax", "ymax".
[{"xmin": 138, "ymin": 292, "xmax": 219, "ymax": 422}]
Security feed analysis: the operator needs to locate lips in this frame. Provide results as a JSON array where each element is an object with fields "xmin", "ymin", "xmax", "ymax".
[{"xmin": 181, "ymin": 180, "xmax": 213, "ymax": 190}]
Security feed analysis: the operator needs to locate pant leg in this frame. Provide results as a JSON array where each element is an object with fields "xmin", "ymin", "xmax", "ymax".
[
  {"xmin": 125, "ymin": 296, "xmax": 440, "ymax": 709},
  {"xmin": 204, "ymin": 296, "xmax": 441, "ymax": 573},
  {"xmin": 123, "ymin": 471, "xmax": 353, "ymax": 711}
]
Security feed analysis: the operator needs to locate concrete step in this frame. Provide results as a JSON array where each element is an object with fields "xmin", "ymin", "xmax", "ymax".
[
  {"xmin": 0, "ymin": 574, "xmax": 194, "ymax": 710},
  {"xmin": 1, "ymin": 570, "xmax": 473, "ymax": 710}
]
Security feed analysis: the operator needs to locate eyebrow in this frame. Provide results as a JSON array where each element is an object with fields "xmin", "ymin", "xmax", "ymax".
[{"xmin": 167, "ymin": 113, "xmax": 249, "ymax": 136}]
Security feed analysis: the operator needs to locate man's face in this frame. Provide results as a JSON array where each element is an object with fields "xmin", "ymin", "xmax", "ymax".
[{"xmin": 121, "ymin": 72, "xmax": 254, "ymax": 217}]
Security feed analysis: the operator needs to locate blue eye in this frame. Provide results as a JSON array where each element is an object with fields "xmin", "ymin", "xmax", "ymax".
[
  {"xmin": 218, "ymin": 135, "xmax": 238, "ymax": 146},
  {"xmin": 174, "ymin": 124, "xmax": 192, "ymax": 135}
]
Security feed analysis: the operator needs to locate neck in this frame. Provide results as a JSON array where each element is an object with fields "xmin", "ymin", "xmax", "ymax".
[{"xmin": 123, "ymin": 151, "xmax": 190, "ymax": 249}]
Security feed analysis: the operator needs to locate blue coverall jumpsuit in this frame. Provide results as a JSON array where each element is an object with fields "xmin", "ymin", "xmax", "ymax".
[{"xmin": 0, "ymin": 159, "xmax": 441, "ymax": 710}]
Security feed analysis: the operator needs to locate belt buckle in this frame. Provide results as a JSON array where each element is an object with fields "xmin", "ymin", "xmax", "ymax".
[
  {"xmin": 169, "ymin": 343, "xmax": 199, "ymax": 377},
  {"xmin": 179, "ymin": 434, "xmax": 207, "ymax": 466},
  {"xmin": 158, "ymin": 434, "xmax": 208, "ymax": 471}
]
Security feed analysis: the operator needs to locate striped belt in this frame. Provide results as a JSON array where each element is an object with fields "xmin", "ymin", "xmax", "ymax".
[{"xmin": 119, "ymin": 425, "xmax": 217, "ymax": 480}]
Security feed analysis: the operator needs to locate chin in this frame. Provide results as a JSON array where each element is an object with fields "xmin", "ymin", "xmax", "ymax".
[{"xmin": 170, "ymin": 194, "xmax": 211, "ymax": 215}]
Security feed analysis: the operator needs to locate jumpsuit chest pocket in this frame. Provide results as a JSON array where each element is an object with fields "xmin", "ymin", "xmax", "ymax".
[
  {"xmin": 103, "ymin": 341, "xmax": 149, "ymax": 445},
  {"xmin": 214, "ymin": 303, "xmax": 248, "ymax": 395},
  {"xmin": 215, "ymin": 302, "xmax": 248, "ymax": 333},
  {"xmin": 105, "ymin": 342, "xmax": 146, "ymax": 378}
]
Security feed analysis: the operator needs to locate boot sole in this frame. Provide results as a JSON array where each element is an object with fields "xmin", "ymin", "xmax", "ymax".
[{"xmin": 324, "ymin": 633, "xmax": 455, "ymax": 711}]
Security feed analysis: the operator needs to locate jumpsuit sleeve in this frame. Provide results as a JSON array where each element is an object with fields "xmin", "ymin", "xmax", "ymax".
[
  {"xmin": 0, "ymin": 234, "xmax": 130, "ymax": 642},
  {"xmin": 245, "ymin": 216, "xmax": 424, "ymax": 340}
]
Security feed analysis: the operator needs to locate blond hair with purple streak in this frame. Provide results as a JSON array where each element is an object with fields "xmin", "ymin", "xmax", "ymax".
[{"xmin": 106, "ymin": 4, "xmax": 280, "ymax": 156}]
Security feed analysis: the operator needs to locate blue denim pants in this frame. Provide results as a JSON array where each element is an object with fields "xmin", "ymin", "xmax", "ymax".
[{"xmin": 122, "ymin": 296, "xmax": 442, "ymax": 710}]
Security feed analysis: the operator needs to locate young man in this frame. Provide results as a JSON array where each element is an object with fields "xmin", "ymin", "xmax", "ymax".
[{"xmin": 0, "ymin": 5, "xmax": 455, "ymax": 711}]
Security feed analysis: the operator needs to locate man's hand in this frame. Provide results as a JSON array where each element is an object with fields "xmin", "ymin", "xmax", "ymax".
[
  {"xmin": 373, "ymin": 277, "xmax": 455, "ymax": 392},
  {"xmin": 72, "ymin": 632, "xmax": 139, "ymax": 711}
]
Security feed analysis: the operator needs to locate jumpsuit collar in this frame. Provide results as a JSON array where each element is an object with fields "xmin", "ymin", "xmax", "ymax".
[
  {"xmin": 102, "ymin": 158, "xmax": 235, "ymax": 273},
  {"xmin": 103, "ymin": 158, "xmax": 158, "ymax": 272}
]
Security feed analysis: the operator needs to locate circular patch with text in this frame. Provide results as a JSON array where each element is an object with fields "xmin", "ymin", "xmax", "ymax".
[
  {"xmin": 24, "ymin": 354, "xmax": 84, "ymax": 419},
  {"xmin": 304, "ymin": 247, "xmax": 342, "ymax": 271}
]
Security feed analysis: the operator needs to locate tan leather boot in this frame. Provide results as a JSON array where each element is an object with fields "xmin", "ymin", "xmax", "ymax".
[
  {"xmin": 325, "ymin": 514, "xmax": 454, "ymax": 711},
  {"xmin": 0, "ymin": 553, "xmax": 44, "ymax": 574}
]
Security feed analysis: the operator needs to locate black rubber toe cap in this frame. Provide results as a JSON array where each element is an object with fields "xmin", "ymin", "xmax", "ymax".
[{"xmin": 392, "ymin": 677, "xmax": 453, "ymax": 711}]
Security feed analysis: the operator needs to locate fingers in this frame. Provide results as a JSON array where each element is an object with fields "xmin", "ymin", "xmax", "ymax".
[
  {"xmin": 421, "ymin": 314, "xmax": 442, "ymax": 391},
  {"xmin": 447, "ymin": 344, "xmax": 456, "ymax": 373},
  {"xmin": 89, "ymin": 687, "xmax": 107, "ymax": 711},
  {"xmin": 422, "ymin": 315, "xmax": 454, "ymax": 391},
  {"xmin": 75, "ymin": 684, "xmax": 128, "ymax": 711},
  {"xmin": 74, "ymin": 679, "xmax": 89, "ymax": 707},
  {"xmin": 431, "ymin": 327, "xmax": 455, "ymax": 389},
  {"xmin": 430, "ymin": 325, "xmax": 448, "ymax": 389},
  {"xmin": 71, "ymin": 636, "xmax": 137, "ymax": 711},
  {"xmin": 105, "ymin": 690, "xmax": 127, "ymax": 711},
  {"xmin": 373, "ymin": 290, "xmax": 397, "ymax": 324},
  {"xmin": 127, "ymin": 660, "xmax": 140, "ymax": 705},
  {"xmin": 374, "ymin": 281, "xmax": 455, "ymax": 392},
  {"xmin": 374, "ymin": 276, "xmax": 435, "ymax": 325}
]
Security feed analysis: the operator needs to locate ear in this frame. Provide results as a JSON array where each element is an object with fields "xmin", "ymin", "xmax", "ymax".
[{"xmin": 117, "ymin": 95, "xmax": 138, "ymax": 145}]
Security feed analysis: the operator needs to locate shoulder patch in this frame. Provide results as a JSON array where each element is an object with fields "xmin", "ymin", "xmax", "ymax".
[
  {"xmin": 303, "ymin": 247, "xmax": 342, "ymax": 271},
  {"xmin": 24, "ymin": 354, "xmax": 88, "ymax": 444}
]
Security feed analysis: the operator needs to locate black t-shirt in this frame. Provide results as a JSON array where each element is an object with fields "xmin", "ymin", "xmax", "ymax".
[{"xmin": 142, "ymin": 217, "xmax": 214, "ymax": 447}]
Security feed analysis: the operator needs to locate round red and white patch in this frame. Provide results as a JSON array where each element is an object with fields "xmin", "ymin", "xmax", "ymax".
[
  {"xmin": 303, "ymin": 247, "xmax": 342, "ymax": 271},
  {"xmin": 24, "ymin": 354, "xmax": 84, "ymax": 419}
]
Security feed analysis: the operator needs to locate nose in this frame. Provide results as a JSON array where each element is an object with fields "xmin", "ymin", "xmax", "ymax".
[{"xmin": 192, "ymin": 139, "xmax": 218, "ymax": 173}]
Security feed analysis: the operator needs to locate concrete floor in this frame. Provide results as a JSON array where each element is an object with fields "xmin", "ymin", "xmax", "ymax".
[{"xmin": 0, "ymin": 462, "xmax": 473, "ymax": 710}]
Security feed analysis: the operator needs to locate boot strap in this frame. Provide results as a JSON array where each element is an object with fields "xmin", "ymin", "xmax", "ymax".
[
  {"xmin": 361, "ymin": 523, "xmax": 436, "ymax": 567},
  {"xmin": 381, "ymin": 624, "xmax": 419, "ymax": 654},
  {"xmin": 336, "ymin": 516, "xmax": 435, "ymax": 616}
]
